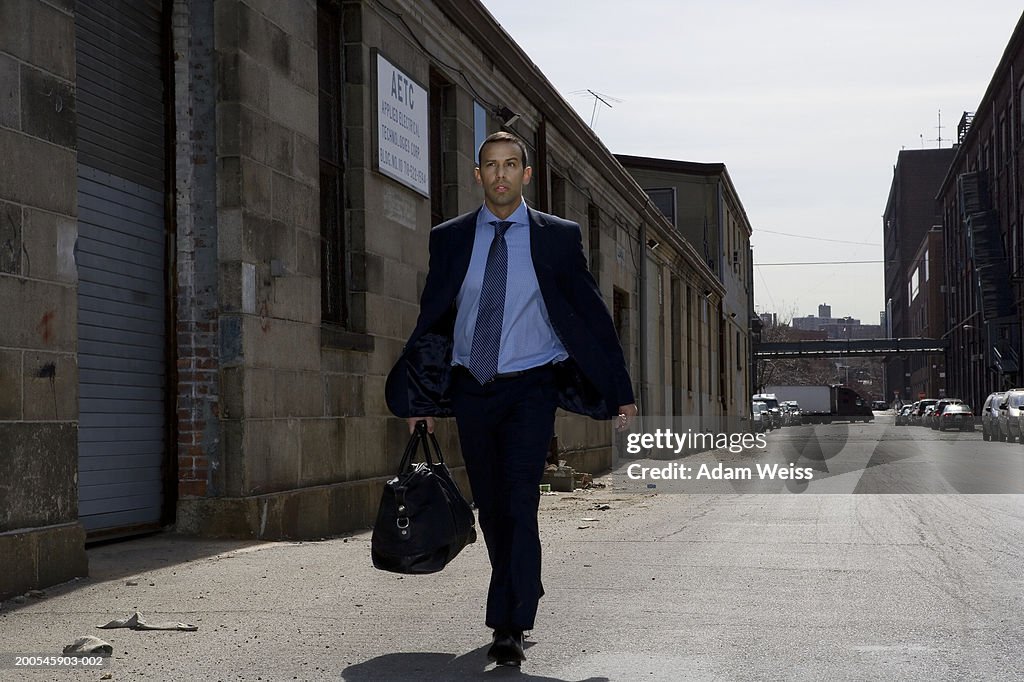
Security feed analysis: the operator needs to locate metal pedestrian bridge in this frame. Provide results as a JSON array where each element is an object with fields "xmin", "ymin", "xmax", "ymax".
[{"xmin": 755, "ymin": 337, "xmax": 947, "ymax": 359}]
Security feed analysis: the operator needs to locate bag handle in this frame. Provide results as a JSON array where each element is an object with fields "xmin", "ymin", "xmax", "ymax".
[
  {"xmin": 416, "ymin": 421, "xmax": 446, "ymax": 466},
  {"xmin": 396, "ymin": 425, "xmax": 422, "ymax": 473},
  {"xmin": 395, "ymin": 420, "xmax": 447, "ymax": 473}
]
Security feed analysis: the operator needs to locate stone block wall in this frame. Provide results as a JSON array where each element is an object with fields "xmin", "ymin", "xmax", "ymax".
[
  {"xmin": 0, "ymin": 0, "xmax": 86, "ymax": 599},
  {"xmin": 177, "ymin": 0, "xmax": 730, "ymax": 539}
]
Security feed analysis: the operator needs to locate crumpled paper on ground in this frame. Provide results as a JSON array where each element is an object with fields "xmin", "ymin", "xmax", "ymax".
[
  {"xmin": 98, "ymin": 611, "xmax": 198, "ymax": 632},
  {"xmin": 63, "ymin": 635, "xmax": 113, "ymax": 656}
]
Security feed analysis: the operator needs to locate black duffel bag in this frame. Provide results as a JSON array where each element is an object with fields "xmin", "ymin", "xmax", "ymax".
[{"xmin": 371, "ymin": 421, "xmax": 477, "ymax": 574}]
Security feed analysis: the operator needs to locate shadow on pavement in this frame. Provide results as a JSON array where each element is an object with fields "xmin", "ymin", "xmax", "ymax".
[
  {"xmin": 2, "ymin": 531, "xmax": 282, "ymax": 612},
  {"xmin": 341, "ymin": 645, "xmax": 610, "ymax": 682}
]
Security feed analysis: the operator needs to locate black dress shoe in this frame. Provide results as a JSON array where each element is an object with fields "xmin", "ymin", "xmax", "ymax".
[{"xmin": 487, "ymin": 629, "xmax": 525, "ymax": 667}]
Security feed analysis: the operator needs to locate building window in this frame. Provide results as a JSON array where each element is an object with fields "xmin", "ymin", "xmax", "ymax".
[
  {"xmin": 671, "ymin": 277, "xmax": 682, "ymax": 415},
  {"xmin": 551, "ymin": 171, "xmax": 566, "ymax": 217},
  {"xmin": 736, "ymin": 330, "xmax": 742, "ymax": 370},
  {"xmin": 473, "ymin": 101, "xmax": 489, "ymax": 162},
  {"xmin": 318, "ymin": 1, "xmax": 347, "ymax": 325},
  {"xmin": 587, "ymin": 203, "xmax": 601, "ymax": 285},
  {"xmin": 646, "ymin": 187, "xmax": 676, "ymax": 228},
  {"xmin": 686, "ymin": 285, "xmax": 693, "ymax": 390},
  {"xmin": 613, "ymin": 287, "xmax": 629, "ymax": 350},
  {"xmin": 708, "ymin": 312, "xmax": 714, "ymax": 395},
  {"xmin": 1000, "ymin": 115, "xmax": 1008, "ymax": 166},
  {"xmin": 1018, "ymin": 86, "xmax": 1024, "ymax": 141},
  {"xmin": 429, "ymin": 69, "xmax": 455, "ymax": 226}
]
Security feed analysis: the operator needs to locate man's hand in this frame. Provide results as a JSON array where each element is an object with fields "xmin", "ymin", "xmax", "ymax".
[
  {"xmin": 407, "ymin": 416, "xmax": 435, "ymax": 434},
  {"xmin": 615, "ymin": 404, "xmax": 638, "ymax": 432}
]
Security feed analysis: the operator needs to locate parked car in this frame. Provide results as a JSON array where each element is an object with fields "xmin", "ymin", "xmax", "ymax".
[
  {"xmin": 938, "ymin": 404, "xmax": 974, "ymax": 431},
  {"xmin": 779, "ymin": 402, "xmax": 791, "ymax": 425},
  {"xmin": 914, "ymin": 399, "xmax": 939, "ymax": 425},
  {"xmin": 752, "ymin": 394, "xmax": 781, "ymax": 430},
  {"xmin": 922, "ymin": 404, "xmax": 938, "ymax": 428},
  {"xmin": 782, "ymin": 400, "xmax": 803, "ymax": 426},
  {"xmin": 930, "ymin": 399, "xmax": 963, "ymax": 430},
  {"xmin": 871, "ymin": 400, "xmax": 888, "ymax": 411},
  {"xmin": 907, "ymin": 401, "xmax": 922, "ymax": 425},
  {"xmin": 753, "ymin": 400, "xmax": 776, "ymax": 431},
  {"xmin": 751, "ymin": 401, "xmax": 768, "ymax": 433},
  {"xmin": 895, "ymin": 404, "xmax": 914, "ymax": 426},
  {"xmin": 981, "ymin": 392, "xmax": 1006, "ymax": 441},
  {"xmin": 998, "ymin": 389, "xmax": 1024, "ymax": 442}
]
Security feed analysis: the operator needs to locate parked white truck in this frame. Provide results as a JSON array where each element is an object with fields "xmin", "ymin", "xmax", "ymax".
[{"xmin": 764, "ymin": 385, "xmax": 873, "ymax": 423}]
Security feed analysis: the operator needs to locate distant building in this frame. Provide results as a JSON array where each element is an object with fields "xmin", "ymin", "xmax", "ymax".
[
  {"xmin": 791, "ymin": 305, "xmax": 881, "ymax": 340},
  {"xmin": 792, "ymin": 329, "xmax": 828, "ymax": 342},
  {"xmin": 882, "ymin": 148, "xmax": 957, "ymax": 400},
  {"xmin": 616, "ymin": 155, "xmax": 755, "ymax": 421},
  {"xmin": 904, "ymin": 230, "xmax": 946, "ymax": 398}
]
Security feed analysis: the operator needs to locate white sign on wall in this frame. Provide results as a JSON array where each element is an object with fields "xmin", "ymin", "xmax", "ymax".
[{"xmin": 375, "ymin": 53, "xmax": 429, "ymax": 197}]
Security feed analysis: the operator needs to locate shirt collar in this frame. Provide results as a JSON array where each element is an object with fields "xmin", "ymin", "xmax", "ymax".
[{"xmin": 479, "ymin": 200, "xmax": 529, "ymax": 229}]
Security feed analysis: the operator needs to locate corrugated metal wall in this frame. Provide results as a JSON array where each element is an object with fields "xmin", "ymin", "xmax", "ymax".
[{"xmin": 75, "ymin": 0, "xmax": 169, "ymax": 533}]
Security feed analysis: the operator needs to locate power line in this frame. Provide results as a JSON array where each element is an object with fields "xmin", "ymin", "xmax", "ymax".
[
  {"xmin": 756, "ymin": 260, "xmax": 886, "ymax": 266},
  {"xmin": 755, "ymin": 229, "xmax": 881, "ymax": 247}
]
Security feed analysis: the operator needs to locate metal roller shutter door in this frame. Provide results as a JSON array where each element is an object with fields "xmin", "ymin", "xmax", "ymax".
[{"xmin": 75, "ymin": 0, "xmax": 168, "ymax": 534}]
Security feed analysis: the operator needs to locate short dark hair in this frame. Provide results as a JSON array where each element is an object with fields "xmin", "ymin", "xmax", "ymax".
[{"xmin": 477, "ymin": 131, "xmax": 529, "ymax": 167}]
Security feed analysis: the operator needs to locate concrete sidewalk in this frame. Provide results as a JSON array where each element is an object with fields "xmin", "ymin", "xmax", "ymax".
[
  {"xmin": 1, "ymin": 472, "xmax": 1022, "ymax": 681},
  {"xmin": 0, "ymin": 481, "xmax": 643, "ymax": 681}
]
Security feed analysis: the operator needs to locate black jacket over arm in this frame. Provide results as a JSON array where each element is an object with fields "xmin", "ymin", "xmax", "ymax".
[{"xmin": 385, "ymin": 207, "xmax": 635, "ymax": 420}]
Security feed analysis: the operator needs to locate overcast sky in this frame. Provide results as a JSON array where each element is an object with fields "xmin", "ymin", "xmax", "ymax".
[{"xmin": 478, "ymin": 1, "xmax": 1023, "ymax": 324}]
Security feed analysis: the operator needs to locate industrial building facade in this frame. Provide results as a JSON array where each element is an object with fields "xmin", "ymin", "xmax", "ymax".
[
  {"xmin": 882, "ymin": 148, "xmax": 957, "ymax": 401},
  {"xmin": 1, "ymin": 0, "xmax": 751, "ymax": 598},
  {"xmin": 938, "ymin": 13, "xmax": 1024, "ymax": 410},
  {"xmin": 615, "ymin": 155, "xmax": 755, "ymax": 424}
]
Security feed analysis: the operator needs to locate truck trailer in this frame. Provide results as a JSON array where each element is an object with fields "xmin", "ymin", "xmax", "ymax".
[{"xmin": 762, "ymin": 385, "xmax": 873, "ymax": 423}]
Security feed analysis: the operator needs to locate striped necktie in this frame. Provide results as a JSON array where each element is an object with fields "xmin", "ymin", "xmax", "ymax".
[{"xmin": 467, "ymin": 220, "xmax": 513, "ymax": 384}]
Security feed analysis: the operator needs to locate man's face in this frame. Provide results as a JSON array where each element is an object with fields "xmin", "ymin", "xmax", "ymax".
[{"xmin": 475, "ymin": 141, "xmax": 532, "ymax": 218}]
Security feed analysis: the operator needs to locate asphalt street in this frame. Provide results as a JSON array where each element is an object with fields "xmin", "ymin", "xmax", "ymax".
[{"xmin": 2, "ymin": 413, "xmax": 1023, "ymax": 681}]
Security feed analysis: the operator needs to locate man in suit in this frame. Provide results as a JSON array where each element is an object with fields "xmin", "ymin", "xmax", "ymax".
[{"xmin": 386, "ymin": 131, "xmax": 637, "ymax": 667}]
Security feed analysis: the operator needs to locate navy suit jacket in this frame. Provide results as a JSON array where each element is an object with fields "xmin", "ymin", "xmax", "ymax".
[{"xmin": 385, "ymin": 206, "xmax": 635, "ymax": 420}]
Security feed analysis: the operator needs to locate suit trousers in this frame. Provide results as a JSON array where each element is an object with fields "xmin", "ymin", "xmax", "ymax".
[{"xmin": 450, "ymin": 364, "xmax": 558, "ymax": 632}]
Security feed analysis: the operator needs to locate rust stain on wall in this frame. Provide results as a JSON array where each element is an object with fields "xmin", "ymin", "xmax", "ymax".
[{"xmin": 37, "ymin": 311, "xmax": 55, "ymax": 344}]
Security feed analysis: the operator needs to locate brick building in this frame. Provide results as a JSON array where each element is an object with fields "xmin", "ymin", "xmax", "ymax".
[
  {"xmin": 882, "ymin": 148, "xmax": 957, "ymax": 400},
  {"xmin": 904, "ymin": 230, "xmax": 947, "ymax": 398},
  {"xmin": 938, "ymin": 11, "xmax": 1024, "ymax": 409},
  {"xmin": 0, "ymin": 0, "xmax": 740, "ymax": 598}
]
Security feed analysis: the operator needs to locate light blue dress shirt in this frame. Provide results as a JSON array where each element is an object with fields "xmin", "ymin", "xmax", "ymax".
[{"xmin": 453, "ymin": 201, "xmax": 569, "ymax": 373}]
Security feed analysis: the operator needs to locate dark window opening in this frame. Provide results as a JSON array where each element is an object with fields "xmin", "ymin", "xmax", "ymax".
[
  {"xmin": 671, "ymin": 277, "xmax": 682, "ymax": 415},
  {"xmin": 686, "ymin": 285, "xmax": 693, "ymax": 390},
  {"xmin": 588, "ymin": 203, "xmax": 600, "ymax": 285},
  {"xmin": 318, "ymin": 1, "xmax": 347, "ymax": 325},
  {"xmin": 613, "ymin": 287, "xmax": 629, "ymax": 350},
  {"xmin": 646, "ymin": 187, "xmax": 676, "ymax": 228},
  {"xmin": 551, "ymin": 171, "xmax": 566, "ymax": 217},
  {"xmin": 429, "ymin": 69, "xmax": 455, "ymax": 226}
]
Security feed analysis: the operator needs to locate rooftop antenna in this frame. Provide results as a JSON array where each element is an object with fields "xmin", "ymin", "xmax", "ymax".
[
  {"xmin": 930, "ymin": 109, "xmax": 944, "ymax": 148},
  {"xmin": 570, "ymin": 89, "xmax": 623, "ymax": 128}
]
